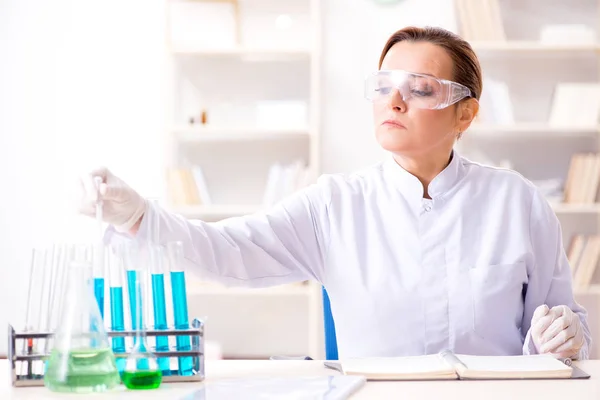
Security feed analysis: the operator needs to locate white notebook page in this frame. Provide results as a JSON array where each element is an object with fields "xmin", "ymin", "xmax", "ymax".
[
  {"xmin": 455, "ymin": 354, "xmax": 572, "ymax": 372},
  {"xmin": 341, "ymin": 354, "xmax": 454, "ymax": 375}
]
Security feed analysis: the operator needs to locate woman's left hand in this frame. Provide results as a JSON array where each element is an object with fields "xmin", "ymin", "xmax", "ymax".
[{"xmin": 531, "ymin": 304, "xmax": 585, "ymax": 359}]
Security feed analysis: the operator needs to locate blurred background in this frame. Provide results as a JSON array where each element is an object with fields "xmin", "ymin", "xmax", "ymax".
[{"xmin": 1, "ymin": 0, "xmax": 600, "ymax": 360}]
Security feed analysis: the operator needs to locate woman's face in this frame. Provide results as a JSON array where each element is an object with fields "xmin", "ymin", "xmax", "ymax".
[{"xmin": 373, "ymin": 41, "xmax": 464, "ymax": 157}]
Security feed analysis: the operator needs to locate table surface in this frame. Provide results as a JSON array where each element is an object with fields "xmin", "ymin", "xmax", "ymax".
[{"xmin": 2, "ymin": 359, "xmax": 599, "ymax": 399}]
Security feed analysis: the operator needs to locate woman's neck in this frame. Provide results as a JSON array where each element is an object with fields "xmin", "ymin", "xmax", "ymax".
[{"xmin": 393, "ymin": 150, "xmax": 453, "ymax": 199}]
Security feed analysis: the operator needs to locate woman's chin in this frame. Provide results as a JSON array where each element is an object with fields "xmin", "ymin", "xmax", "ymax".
[{"xmin": 376, "ymin": 131, "xmax": 414, "ymax": 153}]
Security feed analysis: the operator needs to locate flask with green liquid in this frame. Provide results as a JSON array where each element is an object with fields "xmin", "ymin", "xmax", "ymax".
[{"xmin": 44, "ymin": 261, "xmax": 120, "ymax": 393}]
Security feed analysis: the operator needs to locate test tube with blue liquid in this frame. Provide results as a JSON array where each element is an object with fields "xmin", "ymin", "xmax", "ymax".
[
  {"xmin": 146, "ymin": 200, "xmax": 170, "ymax": 375},
  {"xmin": 124, "ymin": 244, "xmax": 151, "ymax": 371},
  {"xmin": 108, "ymin": 245, "xmax": 126, "ymax": 373},
  {"xmin": 125, "ymin": 244, "xmax": 142, "ymax": 342},
  {"xmin": 166, "ymin": 241, "xmax": 193, "ymax": 376},
  {"xmin": 149, "ymin": 246, "xmax": 170, "ymax": 375}
]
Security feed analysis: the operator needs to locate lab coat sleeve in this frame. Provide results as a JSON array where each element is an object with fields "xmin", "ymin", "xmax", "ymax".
[
  {"xmin": 521, "ymin": 189, "xmax": 592, "ymax": 359},
  {"xmin": 105, "ymin": 177, "xmax": 333, "ymax": 288}
]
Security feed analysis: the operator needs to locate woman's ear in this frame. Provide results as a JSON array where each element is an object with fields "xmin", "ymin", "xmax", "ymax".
[{"xmin": 455, "ymin": 98, "xmax": 479, "ymax": 133}]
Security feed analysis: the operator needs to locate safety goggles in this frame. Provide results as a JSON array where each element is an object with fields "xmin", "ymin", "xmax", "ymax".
[{"xmin": 364, "ymin": 70, "xmax": 473, "ymax": 110}]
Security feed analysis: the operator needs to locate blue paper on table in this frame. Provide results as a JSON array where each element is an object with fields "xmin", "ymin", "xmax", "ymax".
[{"xmin": 180, "ymin": 375, "xmax": 366, "ymax": 400}]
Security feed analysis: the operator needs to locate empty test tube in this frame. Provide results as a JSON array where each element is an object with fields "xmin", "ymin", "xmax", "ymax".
[{"xmin": 94, "ymin": 177, "xmax": 105, "ymax": 319}]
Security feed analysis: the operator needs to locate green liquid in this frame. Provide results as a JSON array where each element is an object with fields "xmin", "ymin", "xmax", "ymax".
[
  {"xmin": 122, "ymin": 370, "xmax": 162, "ymax": 390},
  {"xmin": 44, "ymin": 347, "xmax": 121, "ymax": 393}
]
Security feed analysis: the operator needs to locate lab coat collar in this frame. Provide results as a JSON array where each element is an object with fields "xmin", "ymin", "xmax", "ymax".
[{"xmin": 383, "ymin": 149, "xmax": 465, "ymax": 202}]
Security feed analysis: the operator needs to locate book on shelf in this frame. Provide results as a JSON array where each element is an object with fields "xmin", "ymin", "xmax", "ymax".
[
  {"xmin": 167, "ymin": 165, "xmax": 211, "ymax": 206},
  {"xmin": 568, "ymin": 234, "xmax": 600, "ymax": 290},
  {"xmin": 540, "ymin": 24, "xmax": 596, "ymax": 46},
  {"xmin": 263, "ymin": 160, "xmax": 311, "ymax": 207},
  {"xmin": 563, "ymin": 153, "xmax": 600, "ymax": 204},
  {"xmin": 548, "ymin": 83, "xmax": 600, "ymax": 128},
  {"xmin": 167, "ymin": 168, "xmax": 201, "ymax": 206},
  {"xmin": 454, "ymin": 0, "xmax": 506, "ymax": 42},
  {"xmin": 325, "ymin": 351, "xmax": 586, "ymax": 381},
  {"xmin": 166, "ymin": 161, "xmax": 311, "ymax": 210},
  {"xmin": 476, "ymin": 78, "xmax": 514, "ymax": 125}
]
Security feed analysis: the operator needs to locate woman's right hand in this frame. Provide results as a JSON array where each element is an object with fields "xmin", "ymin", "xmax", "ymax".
[{"xmin": 78, "ymin": 167, "xmax": 146, "ymax": 234}]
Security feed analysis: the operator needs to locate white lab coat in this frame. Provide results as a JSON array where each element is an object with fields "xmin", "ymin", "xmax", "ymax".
[{"xmin": 108, "ymin": 151, "xmax": 591, "ymax": 359}]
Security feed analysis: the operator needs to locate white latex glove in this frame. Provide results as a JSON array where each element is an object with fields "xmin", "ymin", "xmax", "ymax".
[
  {"xmin": 531, "ymin": 304, "xmax": 585, "ymax": 359},
  {"xmin": 78, "ymin": 167, "xmax": 146, "ymax": 233}
]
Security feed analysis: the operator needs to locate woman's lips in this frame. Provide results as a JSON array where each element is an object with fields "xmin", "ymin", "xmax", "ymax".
[{"xmin": 382, "ymin": 119, "xmax": 406, "ymax": 129}]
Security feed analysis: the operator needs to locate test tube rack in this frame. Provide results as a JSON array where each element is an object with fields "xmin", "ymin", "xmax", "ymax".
[{"xmin": 7, "ymin": 318, "xmax": 205, "ymax": 387}]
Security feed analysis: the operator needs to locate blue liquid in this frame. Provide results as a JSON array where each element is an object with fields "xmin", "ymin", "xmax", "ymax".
[
  {"xmin": 94, "ymin": 278, "xmax": 105, "ymax": 319},
  {"xmin": 151, "ymin": 274, "xmax": 170, "ymax": 375},
  {"xmin": 126, "ymin": 270, "xmax": 149, "ymax": 370},
  {"xmin": 170, "ymin": 271, "xmax": 193, "ymax": 376},
  {"xmin": 110, "ymin": 287, "xmax": 126, "ymax": 373},
  {"xmin": 127, "ymin": 271, "xmax": 140, "ymax": 332}
]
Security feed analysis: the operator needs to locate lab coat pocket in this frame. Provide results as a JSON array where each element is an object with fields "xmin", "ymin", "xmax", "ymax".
[{"xmin": 468, "ymin": 262, "xmax": 528, "ymax": 341}]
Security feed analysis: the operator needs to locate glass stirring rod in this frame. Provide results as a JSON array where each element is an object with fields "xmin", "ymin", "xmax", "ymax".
[{"xmin": 93, "ymin": 177, "xmax": 105, "ymax": 320}]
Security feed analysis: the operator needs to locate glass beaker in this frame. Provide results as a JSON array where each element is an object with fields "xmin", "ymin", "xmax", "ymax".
[{"xmin": 44, "ymin": 261, "xmax": 120, "ymax": 393}]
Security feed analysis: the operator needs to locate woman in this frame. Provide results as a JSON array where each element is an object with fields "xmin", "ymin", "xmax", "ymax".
[{"xmin": 80, "ymin": 26, "xmax": 591, "ymax": 360}]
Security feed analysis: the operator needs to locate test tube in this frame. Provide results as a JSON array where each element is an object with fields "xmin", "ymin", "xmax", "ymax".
[
  {"xmin": 146, "ymin": 199, "xmax": 171, "ymax": 374},
  {"xmin": 108, "ymin": 245, "xmax": 126, "ymax": 373},
  {"xmin": 44, "ymin": 244, "xmax": 68, "ymax": 355},
  {"xmin": 166, "ymin": 241, "xmax": 193, "ymax": 376},
  {"xmin": 92, "ymin": 177, "xmax": 105, "ymax": 320},
  {"xmin": 21, "ymin": 248, "xmax": 45, "ymax": 377},
  {"xmin": 124, "ymin": 243, "xmax": 141, "ymax": 335},
  {"xmin": 150, "ymin": 245, "xmax": 170, "ymax": 375},
  {"xmin": 124, "ymin": 242, "xmax": 151, "ymax": 370}
]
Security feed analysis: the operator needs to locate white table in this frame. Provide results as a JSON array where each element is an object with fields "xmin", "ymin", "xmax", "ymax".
[{"xmin": 1, "ymin": 359, "xmax": 599, "ymax": 399}]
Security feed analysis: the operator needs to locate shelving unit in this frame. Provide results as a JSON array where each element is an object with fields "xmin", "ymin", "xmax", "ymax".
[
  {"xmin": 455, "ymin": 0, "xmax": 600, "ymax": 358},
  {"xmin": 171, "ymin": 47, "xmax": 312, "ymax": 58},
  {"xmin": 469, "ymin": 123, "xmax": 600, "ymax": 138},
  {"xmin": 174, "ymin": 126, "xmax": 309, "ymax": 143},
  {"xmin": 470, "ymin": 41, "xmax": 599, "ymax": 52},
  {"xmin": 163, "ymin": 0, "xmax": 323, "ymax": 359},
  {"xmin": 552, "ymin": 203, "xmax": 600, "ymax": 214}
]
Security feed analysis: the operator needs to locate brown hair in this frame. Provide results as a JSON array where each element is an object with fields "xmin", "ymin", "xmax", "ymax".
[{"xmin": 379, "ymin": 26, "xmax": 482, "ymax": 101}]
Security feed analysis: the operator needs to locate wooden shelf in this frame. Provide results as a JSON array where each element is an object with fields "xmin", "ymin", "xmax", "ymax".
[
  {"xmin": 574, "ymin": 284, "xmax": 600, "ymax": 296},
  {"xmin": 470, "ymin": 41, "xmax": 598, "ymax": 52},
  {"xmin": 187, "ymin": 282, "xmax": 313, "ymax": 297},
  {"xmin": 175, "ymin": 127, "xmax": 310, "ymax": 142},
  {"xmin": 551, "ymin": 203, "xmax": 600, "ymax": 214},
  {"xmin": 468, "ymin": 123, "xmax": 600, "ymax": 137},
  {"xmin": 171, "ymin": 46, "xmax": 312, "ymax": 59},
  {"xmin": 172, "ymin": 204, "xmax": 261, "ymax": 218}
]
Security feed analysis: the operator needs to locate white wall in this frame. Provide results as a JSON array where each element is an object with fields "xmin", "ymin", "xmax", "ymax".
[
  {"xmin": 0, "ymin": 0, "xmax": 455, "ymax": 354},
  {"xmin": 0, "ymin": 0, "xmax": 166, "ymax": 353}
]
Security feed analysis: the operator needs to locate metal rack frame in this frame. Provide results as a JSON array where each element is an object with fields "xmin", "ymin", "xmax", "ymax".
[{"xmin": 7, "ymin": 318, "xmax": 205, "ymax": 387}]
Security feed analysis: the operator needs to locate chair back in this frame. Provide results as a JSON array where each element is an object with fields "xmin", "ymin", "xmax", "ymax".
[{"xmin": 322, "ymin": 286, "xmax": 338, "ymax": 360}]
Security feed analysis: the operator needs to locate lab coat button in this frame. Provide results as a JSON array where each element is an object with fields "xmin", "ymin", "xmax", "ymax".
[{"xmin": 424, "ymin": 205, "xmax": 432, "ymax": 212}]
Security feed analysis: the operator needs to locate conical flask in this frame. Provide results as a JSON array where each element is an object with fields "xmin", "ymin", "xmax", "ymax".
[{"xmin": 44, "ymin": 261, "xmax": 121, "ymax": 393}]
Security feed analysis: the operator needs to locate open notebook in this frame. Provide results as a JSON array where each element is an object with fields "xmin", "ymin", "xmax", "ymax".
[{"xmin": 325, "ymin": 350, "xmax": 590, "ymax": 381}]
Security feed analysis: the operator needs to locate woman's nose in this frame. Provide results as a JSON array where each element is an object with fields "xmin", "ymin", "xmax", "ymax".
[{"xmin": 388, "ymin": 88, "xmax": 407, "ymax": 112}]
